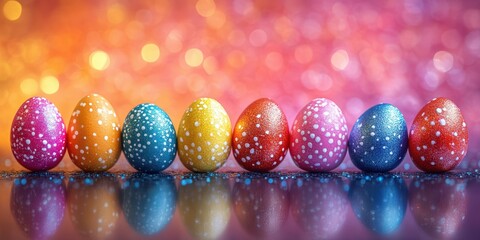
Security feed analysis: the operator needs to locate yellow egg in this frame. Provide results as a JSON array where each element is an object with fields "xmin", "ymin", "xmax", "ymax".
[
  {"xmin": 178, "ymin": 176, "xmax": 231, "ymax": 240},
  {"xmin": 67, "ymin": 176, "xmax": 120, "ymax": 239},
  {"xmin": 67, "ymin": 94, "xmax": 122, "ymax": 171},
  {"xmin": 177, "ymin": 98, "xmax": 231, "ymax": 172}
]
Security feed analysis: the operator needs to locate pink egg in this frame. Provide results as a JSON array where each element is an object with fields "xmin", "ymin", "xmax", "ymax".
[
  {"xmin": 290, "ymin": 98, "xmax": 348, "ymax": 172},
  {"xmin": 11, "ymin": 175, "xmax": 66, "ymax": 239},
  {"xmin": 290, "ymin": 177, "xmax": 347, "ymax": 239},
  {"xmin": 10, "ymin": 97, "xmax": 66, "ymax": 171}
]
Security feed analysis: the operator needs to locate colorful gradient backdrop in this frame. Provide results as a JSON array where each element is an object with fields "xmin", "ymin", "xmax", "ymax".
[{"xmin": 1, "ymin": 0, "xmax": 480, "ymax": 171}]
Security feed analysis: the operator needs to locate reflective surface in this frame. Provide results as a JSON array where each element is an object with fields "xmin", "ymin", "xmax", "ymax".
[
  {"xmin": 1, "ymin": 0, "xmax": 480, "ymax": 173},
  {"xmin": 1, "ymin": 171, "xmax": 480, "ymax": 239}
]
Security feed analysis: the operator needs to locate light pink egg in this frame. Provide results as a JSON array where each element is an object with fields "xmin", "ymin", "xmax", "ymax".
[{"xmin": 290, "ymin": 98, "xmax": 348, "ymax": 172}]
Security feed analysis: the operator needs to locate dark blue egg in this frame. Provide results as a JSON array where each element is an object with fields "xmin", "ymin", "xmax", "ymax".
[
  {"xmin": 122, "ymin": 103, "xmax": 177, "ymax": 172},
  {"xmin": 348, "ymin": 175, "xmax": 408, "ymax": 235},
  {"xmin": 122, "ymin": 174, "xmax": 177, "ymax": 236},
  {"xmin": 348, "ymin": 104, "xmax": 408, "ymax": 172}
]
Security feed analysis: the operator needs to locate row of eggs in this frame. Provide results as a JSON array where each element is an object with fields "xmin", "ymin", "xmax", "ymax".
[{"xmin": 10, "ymin": 94, "xmax": 468, "ymax": 173}]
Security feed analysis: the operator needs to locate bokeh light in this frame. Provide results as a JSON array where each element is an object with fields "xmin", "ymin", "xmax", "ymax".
[
  {"xmin": 0, "ymin": 0, "xmax": 479, "ymax": 172},
  {"xmin": 331, "ymin": 50, "xmax": 350, "ymax": 71},
  {"xmin": 40, "ymin": 76, "xmax": 59, "ymax": 94},
  {"xmin": 89, "ymin": 51, "xmax": 110, "ymax": 71},
  {"xmin": 184, "ymin": 48, "xmax": 204, "ymax": 67},
  {"xmin": 19, "ymin": 78, "xmax": 38, "ymax": 95},
  {"xmin": 3, "ymin": 0, "xmax": 21, "ymax": 21},
  {"xmin": 141, "ymin": 43, "xmax": 160, "ymax": 63},
  {"xmin": 433, "ymin": 51, "xmax": 454, "ymax": 73},
  {"xmin": 196, "ymin": 0, "xmax": 216, "ymax": 17}
]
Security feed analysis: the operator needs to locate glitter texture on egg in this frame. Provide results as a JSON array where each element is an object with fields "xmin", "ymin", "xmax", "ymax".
[
  {"xmin": 67, "ymin": 94, "xmax": 122, "ymax": 172},
  {"xmin": 290, "ymin": 98, "xmax": 348, "ymax": 172},
  {"xmin": 122, "ymin": 103, "xmax": 177, "ymax": 173},
  {"xmin": 409, "ymin": 97, "xmax": 468, "ymax": 172},
  {"xmin": 232, "ymin": 98, "xmax": 289, "ymax": 172},
  {"xmin": 348, "ymin": 104, "xmax": 408, "ymax": 172},
  {"xmin": 10, "ymin": 97, "xmax": 66, "ymax": 171},
  {"xmin": 177, "ymin": 98, "xmax": 231, "ymax": 172}
]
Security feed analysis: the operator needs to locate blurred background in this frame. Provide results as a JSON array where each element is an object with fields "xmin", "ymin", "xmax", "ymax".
[{"xmin": 1, "ymin": 0, "xmax": 480, "ymax": 171}]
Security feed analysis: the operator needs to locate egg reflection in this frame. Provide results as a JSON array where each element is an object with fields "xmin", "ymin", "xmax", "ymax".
[
  {"xmin": 409, "ymin": 177, "xmax": 466, "ymax": 238},
  {"xmin": 178, "ymin": 175, "xmax": 230, "ymax": 240},
  {"xmin": 122, "ymin": 173, "xmax": 177, "ymax": 236},
  {"xmin": 349, "ymin": 175, "xmax": 407, "ymax": 235},
  {"xmin": 10, "ymin": 174, "xmax": 66, "ymax": 240},
  {"xmin": 232, "ymin": 175, "xmax": 289, "ymax": 237},
  {"xmin": 67, "ymin": 174, "xmax": 120, "ymax": 239},
  {"xmin": 290, "ymin": 176, "xmax": 347, "ymax": 239}
]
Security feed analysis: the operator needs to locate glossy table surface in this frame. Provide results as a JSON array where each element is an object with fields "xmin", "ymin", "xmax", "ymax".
[
  {"xmin": 1, "ymin": 171, "xmax": 478, "ymax": 240},
  {"xmin": 2, "ymin": 1, "xmax": 480, "ymax": 238}
]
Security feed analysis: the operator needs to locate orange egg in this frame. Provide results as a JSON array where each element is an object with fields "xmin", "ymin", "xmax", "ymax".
[
  {"xmin": 67, "ymin": 94, "xmax": 121, "ymax": 171},
  {"xmin": 67, "ymin": 175, "xmax": 120, "ymax": 239}
]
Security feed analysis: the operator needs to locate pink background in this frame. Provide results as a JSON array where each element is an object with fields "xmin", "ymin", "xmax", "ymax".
[{"xmin": 0, "ymin": 0, "xmax": 479, "ymax": 172}]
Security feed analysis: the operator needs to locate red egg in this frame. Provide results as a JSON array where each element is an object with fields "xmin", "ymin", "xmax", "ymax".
[
  {"xmin": 232, "ymin": 177, "xmax": 289, "ymax": 237},
  {"xmin": 232, "ymin": 98, "xmax": 289, "ymax": 172},
  {"xmin": 409, "ymin": 178, "xmax": 466, "ymax": 238},
  {"xmin": 409, "ymin": 97, "xmax": 468, "ymax": 172}
]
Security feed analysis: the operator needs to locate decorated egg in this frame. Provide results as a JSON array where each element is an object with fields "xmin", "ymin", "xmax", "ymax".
[
  {"xmin": 409, "ymin": 177, "xmax": 466, "ymax": 238},
  {"xmin": 409, "ymin": 97, "xmax": 468, "ymax": 172},
  {"xmin": 178, "ymin": 175, "xmax": 230, "ymax": 240},
  {"xmin": 11, "ymin": 175, "xmax": 66, "ymax": 239},
  {"xmin": 348, "ymin": 104, "xmax": 408, "ymax": 172},
  {"xmin": 122, "ymin": 174, "xmax": 177, "ymax": 235},
  {"xmin": 68, "ymin": 175, "xmax": 120, "ymax": 239},
  {"xmin": 349, "ymin": 175, "xmax": 407, "ymax": 234},
  {"xmin": 232, "ymin": 98, "xmax": 289, "ymax": 172},
  {"xmin": 290, "ymin": 177, "xmax": 347, "ymax": 239},
  {"xmin": 232, "ymin": 176, "xmax": 289, "ymax": 237},
  {"xmin": 177, "ymin": 98, "xmax": 231, "ymax": 172},
  {"xmin": 10, "ymin": 97, "xmax": 66, "ymax": 171},
  {"xmin": 122, "ymin": 103, "xmax": 176, "ymax": 172},
  {"xmin": 67, "ymin": 94, "xmax": 121, "ymax": 172},
  {"xmin": 290, "ymin": 98, "xmax": 348, "ymax": 172}
]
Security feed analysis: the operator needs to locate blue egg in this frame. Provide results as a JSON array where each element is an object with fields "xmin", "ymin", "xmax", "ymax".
[
  {"xmin": 348, "ymin": 104, "xmax": 408, "ymax": 172},
  {"xmin": 122, "ymin": 174, "xmax": 177, "ymax": 235},
  {"xmin": 348, "ymin": 175, "xmax": 407, "ymax": 234},
  {"xmin": 122, "ymin": 103, "xmax": 177, "ymax": 172}
]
